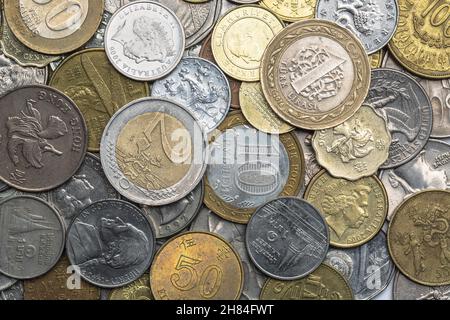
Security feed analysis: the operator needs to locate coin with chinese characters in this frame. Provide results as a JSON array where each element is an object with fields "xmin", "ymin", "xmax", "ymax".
[{"xmin": 260, "ymin": 0, "xmax": 317, "ymax": 22}]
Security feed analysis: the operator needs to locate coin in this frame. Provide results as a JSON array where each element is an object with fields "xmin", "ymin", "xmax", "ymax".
[
  {"xmin": 239, "ymin": 82, "xmax": 294, "ymax": 134},
  {"xmin": 229, "ymin": 0, "xmax": 260, "ymax": 3},
  {"xmin": 109, "ymin": 273, "xmax": 153, "ymax": 300},
  {"xmin": 0, "ymin": 85, "xmax": 88, "ymax": 191},
  {"xmin": 260, "ymin": 0, "xmax": 317, "ymax": 22},
  {"xmin": 85, "ymin": 11, "xmax": 112, "ymax": 49},
  {"xmin": 150, "ymin": 231, "xmax": 244, "ymax": 300},
  {"xmin": 50, "ymin": 48, "xmax": 149, "ymax": 151},
  {"xmin": 66, "ymin": 199, "xmax": 155, "ymax": 288},
  {"xmin": 0, "ymin": 196, "xmax": 65, "ymax": 279},
  {"xmin": 313, "ymin": 105, "xmax": 391, "ymax": 180},
  {"xmin": 261, "ymin": 20, "xmax": 371, "ymax": 130},
  {"xmin": 295, "ymin": 130, "xmax": 322, "ymax": 192},
  {"xmin": 365, "ymin": 69, "xmax": 432, "ymax": 169},
  {"xmin": 0, "ymin": 282, "xmax": 23, "ymax": 300},
  {"xmin": 4, "ymin": 0, "xmax": 104, "ymax": 55},
  {"xmin": 393, "ymin": 271, "xmax": 450, "ymax": 300},
  {"xmin": 369, "ymin": 50, "xmax": 384, "ymax": 69},
  {"xmin": 212, "ymin": 5, "xmax": 284, "ymax": 81},
  {"xmin": 0, "ymin": 274, "xmax": 16, "ymax": 292},
  {"xmin": 152, "ymin": 57, "xmax": 231, "ymax": 133},
  {"xmin": 388, "ymin": 190, "xmax": 450, "ymax": 286},
  {"xmin": 23, "ymin": 255, "xmax": 100, "ymax": 300},
  {"xmin": 204, "ymin": 111, "xmax": 304, "ymax": 224},
  {"xmin": 104, "ymin": 1, "xmax": 185, "ymax": 81},
  {"xmin": 388, "ymin": 0, "xmax": 450, "ymax": 78},
  {"xmin": 260, "ymin": 264, "xmax": 353, "ymax": 300},
  {"xmin": 0, "ymin": 183, "xmax": 8, "ymax": 193},
  {"xmin": 246, "ymin": 197, "xmax": 329, "ymax": 280},
  {"xmin": 105, "ymin": 0, "xmax": 138, "ymax": 14}
]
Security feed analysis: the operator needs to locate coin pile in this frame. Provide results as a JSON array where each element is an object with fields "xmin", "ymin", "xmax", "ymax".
[{"xmin": 0, "ymin": 0, "xmax": 449, "ymax": 301}]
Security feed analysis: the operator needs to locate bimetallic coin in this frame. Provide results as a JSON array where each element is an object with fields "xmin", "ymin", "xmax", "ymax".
[
  {"xmin": 365, "ymin": 69, "xmax": 433, "ymax": 168},
  {"xmin": 0, "ymin": 196, "xmax": 65, "ymax": 279},
  {"xmin": 388, "ymin": 190, "xmax": 450, "ymax": 286},
  {"xmin": 212, "ymin": 5, "xmax": 284, "ymax": 81},
  {"xmin": 109, "ymin": 274, "xmax": 152, "ymax": 300},
  {"xmin": 0, "ymin": 274, "xmax": 16, "ymax": 292},
  {"xmin": 246, "ymin": 197, "xmax": 329, "ymax": 280},
  {"xmin": 204, "ymin": 111, "xmax": 304, "ymax": 224},
  {"xmin": 0, "ymin": 282, "xmax": 23, "ymax": 300},
  {"xmin": 369, "ymin": 50, "xmax": 384, "ymax": 69},
  {"xmin": 66, "ymin": 200, "xmax": 155, "ymax": 288},
  {"xmin": 104, "ymin": 1, "xmax": 185, "ymax": 81},
  {"xmin": 313, "ymin": 105, "xmax": 391, "ymax": 181},
  {"xmin": 260, "ymin": 0, "xmax": 317, "ymax": 22},
  {"xmin": 394, "ymin": 271, "xmax": 450, "ymax": 300},
  {"xmin": 260, "ymin": 264, "xmax": 353, "ymax": 300},
  {"xmin": 150, "ymin": 231, "xmax": 244, "ymax": 300},
  {"xmin": 261, "ymin": 20, "xmax": 371, "ymax": 130}
]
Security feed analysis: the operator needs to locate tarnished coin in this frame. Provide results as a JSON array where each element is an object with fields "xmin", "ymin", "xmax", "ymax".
[
  {"xmin": 4, "ymin": 0, "xmax": 104, "ymax": 55},
  {"xmin": 0, "ymin": 274, "xmax": 16, "ymax": 292},
  {"xmin": 313, "ymin": 105, "xmax": 391, "ymax": 181},
  {"xmin": 239, "ymin": 82, "xmax": 294, "ymax": 134},
  {"xmin": 66, "ymin": 200, "xmax": 155, "ymax": 288},
  {"xmin": 394, "ymin": 271, "xmax": 450, "ymax": 300},
  {"xmin": 260, "ymin": 264, "xmax": 353, "ymax": 300},
  {"xmin": 0, "ymin": 282, "xmax": 23, "ymax": 300},
  {"xmin": 305, "ymin": 170, "xmax": 388, "ymax": 248},
  {"xmin": 50, "ymin": 48, "xmax": 149, "ymax": 151},
  {"xmin": 260, "ymin": 0, "xmax": 317, "ymax": 22},
  {"xmin": 261, "ymin": 20, "xmax": 371, "ymax": 130},
  {"xmin": 388, "ymin": 0, "xmax": 450, "ymax": 78},
  {"xmin": 109, "ymin": 273, "xmax": 152, "ymax": 300},
  {"xmin": 204, "ymin": 111, "xmax": 304, "ymax": 224},
  {"xmin": 150, "ymin": 231, "xmax": 244, "ymax": 300},
  {"xmin": 0, "ymin": 196, "xmax": 65, "ymax": 279},
  {"xmin": 369, "ymin": 50, "xmax": 384, "ymax": 69},
  {"xmin": 246, "ymin": 197, "xmax": 329, "ymax": 280},
  {"xmin": 325, "ymin": 231, "xmax": 395, "ymax": 300},
  {"xmin": 152, "ymin": 57, "xmax": 231, "ymax": 133},
  {"xmin": 388, "ymin": 190, "xmax": 450, "ymax": 286},
  {"xmin": 365, "ymin": 69, "xmax": 432, "ymax": 169},
  {"xmin": 104, "ymin": 1, "xmax": 185, "ymax": 81},
  {"xmin": 212, "ymin": 5, "xmax": 284, "ymax": 81}
]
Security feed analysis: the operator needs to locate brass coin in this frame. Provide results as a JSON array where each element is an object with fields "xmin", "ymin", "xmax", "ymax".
[
  {"xmin": 305, "ymin": 170, "xmax": 388, "ymax": 248},
  {"xmin": 109, "ymin": 274, "xmax": 153, "ymax": 300},
  {"xmin": 260, "ymin": 264, "xmax": 353, "ymax": 300},
  {"xmin": 369, "ymin": 50, "xmax": 384, "ymax": 69},
  {"xmin": 211, "ymin": 5, "xmax": 284, "ymax": 81},
  {"xmin": 260, "ymin": 0, "xmax": 317, "ymax": 22},
  {"xmin": 4, "ymin": 0, "xmax": 104, "ymax": 55},
  {"xmin": 312, "ymin": 105, "xmax": 391, "ymax": 181},
  {"xmin": 261, "ymin": 19, "xmax": 371, "ymax": 130},
  {"xmin": 150, "ymin": 231, "xmax": 244, "ymax": 300},
  {"xmin": 388, "ymin": 190, "xmax": 450, "ymax": 286},
  {"xmin": 50, "ymin": 48, "xmax": 149, "ymax": 152}
]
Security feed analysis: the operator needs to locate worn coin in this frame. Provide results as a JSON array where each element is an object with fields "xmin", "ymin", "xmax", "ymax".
[
  {"xmin": 0, "ymin": 282, "xmax": 23, "ymax": 300},
  {"xmin": 393, "ymin": 271, "xmax": 450, "ymax": 300},
  {"xmin": 109, "ymin": 273, "xmax": 153, "ymax": 300},
  {"xmin": 0, "ymin": 196, "xmax": 65, "ymax": 279},
  {"xmin": 204, "ymin": 111, "xmax": 304, "ymax": 224},
  {"xmin": 261, "ymin": 20, "xmax": 371, "ymax": 130},
  {"xmin": 260, "ymin": 0, "xmax": 317, "ymax": 22},
  {"xmin": 150, "ymin": 231, "xmax": 244, "ymax": 300},
  {"xmin": 0, "ymin": 274, "xmax": 16, "ymax": 292}
]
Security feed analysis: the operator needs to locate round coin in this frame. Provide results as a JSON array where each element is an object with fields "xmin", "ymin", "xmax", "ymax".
[
  {"xmin": 109, "ymin": 273, "xmax": 153, "ymax": 300},
  {"xmin": 0, "ymin": 282, "xmax": 23, "ymax": 301},
  {"xmin": 393, "ymin": 271, "xmax": 450, "ymax": 300},
  {"xmin": 0, "ymin": 274, "xmax": 16, "ymax": 292},
  {"xmin": 260, "ymin": 0, "xmax": 317, "ymax": 22}
]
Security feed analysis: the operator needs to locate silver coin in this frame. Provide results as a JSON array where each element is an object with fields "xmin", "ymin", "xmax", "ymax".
[
  {"xmin": 152, "ymin": 57, "xmax": 231, "ymax": 133},
  {"xmin": 190, "ymin": 206, "xmax": 267, "ymax": 300},
  {"xmin": 295, "ymin": 129, "xmax": 322, "ymax": 196},
  {"xmin": 142, "ymin": 180, "xmax": 204, "ymax": 239},
  {"xmin": 246, "ymin": 197, "xmax": 329, "ymax": 280},
  {"xmin": 380, "ymin": 139, "xmax": 450, "ymax": 220},
  {"xmin": 228, "ymin": 0, "xmax": 259, "ymax": 4},
  {"xmin": 394, "ymin": 271, "xmax": 450, "ymax": 300},
  {"xmin": 221, "ymin": 0, "xmax": 239, "ymax": 14},
  {"xmin": 325, "ymin": 231, "xmax": 395, "ymax": 300},
  {"xmin": 85, "ymin": 11, "xmax": 112, "ymax": 49},
  {"xmin": 66, "ymin": 199, "xmax": 155, "ymax": 288},
  {"xmin": 0, "ymin": 281, "xmax": 23, "ymax": 300},
  {"xmin": 104, "ymin": 1, "xmax": 185, "ymax": 81},
  {"xmin": 365, "ymin": 68, "xmax": 432, "ymax": 169},
  {"xmin": 0, "ymin": 196, "xmax": 65, "ymax": 279},
  {"xmin": 105, "ymin": 0, "xmax": 138, "ymax": 14},
  {"xmin": 316, "ymin": 0, "xmax": 398, "ymax": 54},
  {"xmin": 0, "ymin": 274, "xmax": 16, "ymax": 291},
  {"xmin": 48, "ymin": 153, "xmax": 120, "ymax": 229},
  {"xmin": 0, "ymin": 182, "xmax": 9, "ymax": 193}
]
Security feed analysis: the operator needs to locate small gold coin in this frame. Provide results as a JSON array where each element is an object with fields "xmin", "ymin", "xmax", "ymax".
[
  {"xmin": 312, "ymin": 105, "xmax": 391, "ymax": 181},
  {"xmin": 388, "ymin": 190, "xmax": 450, "ymax": 286},
  {"xmin": 305, "ymin": 170, "xmax": 388, "ymax": 248},
  {"xmin": 109, "ymin": 274, "xmax": 153, "ymax": 300},
  {"xmin": 369, "ymin": 50, "xmax": 384, "ymax": 69},
  {"xmin": 260, "ymin": 0, "xmax": 317, "ymax": 22},
  {"xmin": 150, "ymin": 232, "xmax": 244, "ymax": 300},
  {"xmin": 260, "ymin": 264, "xmax": 353, "ymax": 300},
  {"xmin": 212, "ymin": 5, "xmax": 284, "ymax": 81}
]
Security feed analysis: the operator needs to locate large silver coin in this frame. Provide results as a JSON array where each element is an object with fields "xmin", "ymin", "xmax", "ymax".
[
  {"xmin": 394, "ymin": 271, "xmax": 450, "ymax": 300},
  {"xmin": 152, "ymin": 57, "xmax": 231, "ymax": 133},
  {"xmin": 0, "ymin": 281, "xmax": 23, "ymax": 300},
  {"xmin": 0, "ymin": 196, "xmax": 65, "ymax": 279},
  {"xmin": 246, "ymin": 197, "xmax": 329, "ymax": 280},
  {"xmin": 0, "ymin": 274, "xmax": 16, "ymax": 291},
  {"xmin": 104, "ymin": 1, "xmax": 185, "ymax": 81},
  {"xmin": 66, "ymin": 199, "xmax": 155, "ymax": 288}
]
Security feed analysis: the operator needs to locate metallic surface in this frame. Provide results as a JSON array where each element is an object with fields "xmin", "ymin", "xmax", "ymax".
[{"xmin": 394, "ymin": 271, "xmax": 450, "ymax": 300}]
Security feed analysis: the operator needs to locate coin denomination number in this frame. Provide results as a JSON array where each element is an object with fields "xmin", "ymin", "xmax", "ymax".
[
  {"xmin": 32, "ymin": 0, "xmax": 84, "ymax": 32},
  {"xmin": 422, "ymin": 0, "xmax": 450, "ymax": 37}
]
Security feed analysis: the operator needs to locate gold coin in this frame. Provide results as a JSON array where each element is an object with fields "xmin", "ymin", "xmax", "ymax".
[
  {"xmin": 50, "ymin": 48, "xmax": 149, "ymax": 152},
  {"xmin": 204, "ymin": 111, "xmax": 305, "ymax": 224},
  {"xmin": 109, "ymin": 274, "xmax": 153, "ymax": 300},
  {"xmin": 312, "ymin": 105, "xmax": 391, "ymax": 181},
  {"xmin": 260, "ymin": 0, "xmax": 317, "ymax": 22},
  {"xmin": 388, "ymin": 0, "xmax": 450, "ymax": 79},
  {"xmin": 4, "ymin": 0, "xmax": 104, "ymax": 55},
  {"xmin": 388, "ymin": 190, "xmax": 450, "ymax": 286},
  {"xmin": 261, "ymin": 19, "xmax": 371, "ymax": 130},
  {"xmin": 305, "ymin": 170, "xmax": 388, "ymax": 248},
  {"xmin": 211, "ymin": 5, "xmax": 284, "ymax": 81},
  {"xmin": 369, "ymin": 50, "xmax": 384, "ymax": 69},
  {"xmin": 260, "ymin": 264, "xmax": 353, "ymax": 300},
  {"xmin": 150, "ymin": 231, "xmax": 244, "ymax": 300},
  {"xmin": 239, "ymin": 82, "xmax": 294, "ymax": 134}
]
